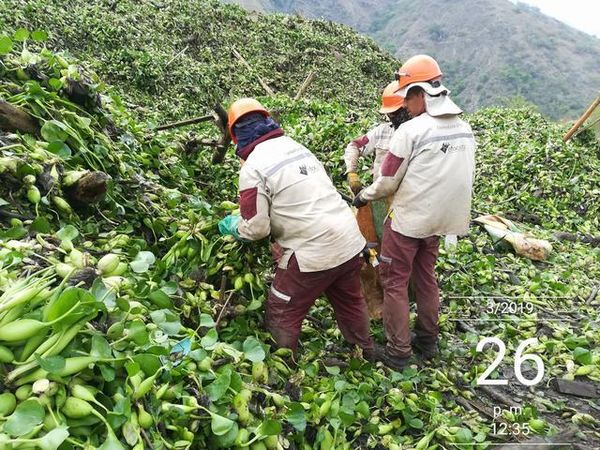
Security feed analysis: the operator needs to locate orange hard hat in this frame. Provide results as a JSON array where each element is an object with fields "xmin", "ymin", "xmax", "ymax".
[
  {"xmin": 394, "ymin": 54, "xmax": 443, "ymax": 90},
  {"xmin": 379, "ymin": 81, "xmax": 404, "ymax": 114},
  {"xmin": 227, "ymin": 98, "xmax": 270, "ymax": 144}
]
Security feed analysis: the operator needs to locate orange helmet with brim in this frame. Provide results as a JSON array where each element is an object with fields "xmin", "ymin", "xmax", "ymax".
[
  {"xmin": 394, "ymin": 54, "xmax": 443, "ymax": 90},
  {"xmin": 379, "ymin": 81, "xmax": 405, "ymax": 114},
  {"xmin": 227, "ymin": 98, "xmax": 270, "ymax": 144}
]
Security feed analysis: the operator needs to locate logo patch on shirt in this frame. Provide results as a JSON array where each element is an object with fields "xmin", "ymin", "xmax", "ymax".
[
  {"xmin": 440, "ymin": 142, "xmax": 467, "ymax": 154},
  {"xmin": 299, "ymin": 164, "xmax": 308, "ymax": 175}
]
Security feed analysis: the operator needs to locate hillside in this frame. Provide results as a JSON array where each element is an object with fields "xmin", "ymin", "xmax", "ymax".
[
  {"xmin": 1, "ymin": 1, "xmax": 600, "ymax": 448},
  {"xmin": 0, "ymin": 0, "xmax": 397, "ymax": 121},
  {"xmin": 225, "ymin": 0, "xmax": 600, "ymax": 119}
]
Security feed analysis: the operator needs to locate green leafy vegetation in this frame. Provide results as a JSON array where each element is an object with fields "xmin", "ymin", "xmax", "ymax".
[
  {"xmin": 0, "ymin": 0, "xmax": 398, "ymax": 122},
  {"xmin": 0, "ymin": 3, "xmax": 599, "ymax": 448}
]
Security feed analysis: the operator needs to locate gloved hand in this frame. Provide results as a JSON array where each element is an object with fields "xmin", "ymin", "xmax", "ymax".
[
  {"xmin": 218, "ymin": 215, "xmax": 242, "ymax": 240},
  {"xmin": 352, "ymin": 191, "xmax": 368, "ymax": 208},
  {"xmin": 347, "ymin": 172, "xmax": 363, "ymax": 195}
]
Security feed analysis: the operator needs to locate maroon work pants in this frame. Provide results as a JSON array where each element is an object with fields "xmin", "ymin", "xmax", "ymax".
[
  {"xmin": 379, "ymin": 220, "xmax": 440, "ymax": 357},
  {"xmin": 265, "ymin": 253, "xmax": 374, "ymax": 353}
]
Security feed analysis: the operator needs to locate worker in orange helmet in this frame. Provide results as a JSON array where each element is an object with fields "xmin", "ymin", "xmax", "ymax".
[
  {"xmin": 219, "ymin": 98, "xmax": 379, "ymax": 361},
  {"xmin": 344, "ymin": 82, "xmax": 410, "ymax": 319},
  {"xmin": 345, "ymin": 82, "xmax": 411, "ymax": 197},
  {"xmin": 353, "ymin": 55, "xmax": 476, "ymax": 370}
]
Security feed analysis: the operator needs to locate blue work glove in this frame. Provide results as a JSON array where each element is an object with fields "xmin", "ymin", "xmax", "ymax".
[
  {"xmin": 218, "ymin": 215, "xmax": 242, "ymax": 240},
  {"xmin": 352, "ymin": 190, "xmax": 369, "ymax": 208}
]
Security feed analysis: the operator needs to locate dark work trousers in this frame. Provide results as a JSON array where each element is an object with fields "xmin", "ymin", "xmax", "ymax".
[
  {"xmin": 379, "ymin": 219, "xmax": 440, "ymax": 357},
  {"xmin": 265, "ymin": 253, "xmax": 374, "ymax": 353}
]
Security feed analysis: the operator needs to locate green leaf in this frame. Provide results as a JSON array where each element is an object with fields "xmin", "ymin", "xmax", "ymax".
[
  {"xmin": 339, "ymin": 406, "xmax": 355, "ymax": 427},
  {"xmin": 454, "ymin": 427, "xmax": 473, "ymax": 443},
  {"xmin": 201, "ymin": 328, "xmax": 218, "ymax": 350},
  {"xmin": 246, "ymin": 298, "xmax": 262, "ymax": 311},
  {"xmin": 97, "ymin": 428, "xmax": 126, "ymax": 450},
  {"xmin": 0, "ymin": 35, "xmax": 13, "ymax": 55},
  {"xmin": 122, "ymin": 419, "xmax": 139, "ymax": 446},
  {"xmin": 31, "ymin": 30, "xmax": 48, "ymax": 42},
  {"xmin": 0, "ymin": 251, "xmax": 23, "ymax": 266},
  {"xmin": 125, "ymin": 361, "xmax": 141, "ymax": 377},
  {"xmin": 0, "ymin": 226, "xmax": 27, "ymax": 241},
  {"xmin": 329, "ymin": 417, "xmax": 341, "ymax": 431},
  {"xmin": 573, "ymin": 347, "xmax": 592, "ymax": 365},
  {"xmin": 243, "ymin": 336, "xmax": 265, "ymax": 362},
  {"xmin": 200, "ymin": 313, "xmax": 216, "ymax": 328},
  {"xmin": 230, "ymin": 370, "xmax": 243, "ymax": 393},
  {"xmin": 106, "ymin": 397, "xmax": 131, "ymax": 430},
  {"xmin": 99, "ymin": 365, "xmax": 116, "ymax": 382},
  {"xmin": 161, "ymin": 281, "xmax": 178, "ymax": 295},
  {"xmin": 564, "ymin": 336, "xmax": 588, "ymax": 350},
  {"xmin": 4, "ymin": 399, "xmax": 45, "ymax": 437},
  {"xmin": 355, "ymin": 401, "xmax": 370, "ymax": 418},
  {"xmin": 92, "ymin": 278, "xmax": 116, "ymax": 308},
  {"xmin": 188, "ymin": 348, "xmax": 208, "ymax": 362},
  {"xmin": 0, "ymin": 198, "xmax": 8, "ymax": 207},
  {"xmin": 128, "ymin": 320, "xmax": 149, "ymax": 345},
  {"xmin": 47, "ymin": 141, "xmax": 72, "ymax": 158},
  {"xmin": 45, "ymin": 287, "xmax": 95, "ymax": 323},
  {"xmin": 132, "ymin": 354, "xmax": 161, "ymax": 376},
  {"xmin": 130, "ymin": 251, "xmax": 156, "ymax": 273},
  {"xmin": 13, "ymin": 28, "xmax": 29, "ymax": 42},
  {"xmin": 48, "ymin": 78, "xmax": 62, "ymax": 91},
  {"xmin": 257, "ymin": 419, "xmax": 282, "ymax": 436},
  {"xmin": 210, "ymin": 413, "xmax": 235, "ymax": 436},
  {"xmin": 41, "ymin": 120, "xmax": 68, "ymax": 142},
  {"xmin": 334, "ymin": 380, "xmax": 347, "ymax": 392},
  {"xmin": 206, "ymin": 368, "xmax": 232, "ymax": 402},
  {"xmin": 324, "ymin": 365, "xmax": 340, "ymax": 376},
  {"xmin": 35, "ymin": 355, "xmax": 65, "ymax": 374},
  {"xmin": 30, "ymin": 216, "xmax": 52, "ymax": 233},
  {"xmin": 286, "ymin": 402, "xmax": 306, "ymax": 432},
  {"xmin": 36, "ymin": 426, "xmax": 69, "ymax": 450},
  {"xmin": 409, "ymin": 417, "xmax": 424, "ymax": 429},
  {"xmin": 149, "ymin": 309, "xmax": 181, "ymax": 335},
  {"xmin": 55, "ymin": 225, "xmax": 79, "ymax": 242},
  {"xmin": 147, "ymin": 289, "xmax": 172, "ymax": 308},
  {"xmin": 91, "ymin": 335, "xmax": 112, "ymax": 359},
  {"xmin": 210, "ymin": 421, "xmax": 238, "ymax": 448}
]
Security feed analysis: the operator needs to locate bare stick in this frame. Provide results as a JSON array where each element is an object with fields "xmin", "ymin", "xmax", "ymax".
[
  {"xmin": 164, "ymin": 45, "xmax": 189, "ymax": 68},
  {"xmin": 218, "ymin": 274, "xmax": 227, "ymax": 303},
  {"xmin": 563, "ymin": 94, "xmax": 600, "ymax": 142},
  {"xmin": 215, "ymin": 291, "xmax": 235, "ymax": 328},
  {"xmin": 156, "ymin": 114, "xmax": 213, "ymax": 131},
  {"xmin": 477, "ymin": 385, "xmax": 522, "ymax": 409},
  {"xmin": 294, "ymin": 71, "xmax": 316, "ymax": 101},
  {"xmin": 0, "ymin": 209, "xmax": 31, "ymax": 221},
  {"xmin": 140, "ymin": 428, "xmax": 153, "ymax": 449},
  {"xmin": 232, "ymin": 47, "xmax": 275, "ymax": 96}
]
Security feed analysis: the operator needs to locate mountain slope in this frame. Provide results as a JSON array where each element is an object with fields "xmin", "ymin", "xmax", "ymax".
[{"xmin": 225, "ymin": 0, "xmax": 600, "ymax": 119}]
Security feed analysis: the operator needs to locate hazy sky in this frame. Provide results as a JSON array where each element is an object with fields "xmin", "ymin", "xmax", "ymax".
[{"xmin": 514, "ymin": 0, "xmax": 600, "ymax": 37}]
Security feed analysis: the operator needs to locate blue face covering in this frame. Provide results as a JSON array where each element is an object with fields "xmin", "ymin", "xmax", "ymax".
[{"xmin": 234, "ymin": 113, "xmax": 281, "ymax": 156}]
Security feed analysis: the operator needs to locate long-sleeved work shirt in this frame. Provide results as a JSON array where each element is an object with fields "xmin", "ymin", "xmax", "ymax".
[
  {"xmin": 361, "ymin": 106, "xmax": 476, "ymax": 238},
  {"xmin": 344, "ymin": 122, "xmax": 395, "ymax": 178},
  {"xmin": 237, "ymin": 135, "xmax": 366, "ymax": 272}
]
